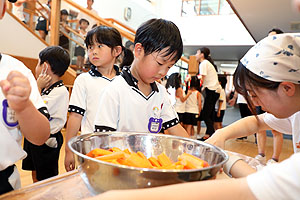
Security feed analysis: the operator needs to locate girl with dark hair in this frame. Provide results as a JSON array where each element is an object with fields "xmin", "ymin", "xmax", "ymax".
[
  {"xmin": 195, "ymin": 47, "xmax": 221, "ymax": 139},
  {"xmin": 65, "ymin": 26, "xmax": 130, "ymax": 172},
  {"xmin": 166, "ymin": 73, "xmax": 191, "ymax": 125},
  {"xmin": 184, "ymin": 76, "xmax": 201, "ymax": 137}
]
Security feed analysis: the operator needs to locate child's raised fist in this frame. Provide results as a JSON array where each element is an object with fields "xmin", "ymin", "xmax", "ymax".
[{"xmin": 0, "ymin": 70, "xmax": 31, "ymax": 113}]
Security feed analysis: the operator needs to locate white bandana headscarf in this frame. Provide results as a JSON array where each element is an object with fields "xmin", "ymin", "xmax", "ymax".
[{"xmin": 241, "ymin": 33, "xmax": 300, "ymax": 84}]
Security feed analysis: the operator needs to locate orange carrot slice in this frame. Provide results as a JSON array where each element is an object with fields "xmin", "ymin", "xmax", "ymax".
[{"xmin": 157, "ymin": 153, "xmax": 173, "ymax": 167}]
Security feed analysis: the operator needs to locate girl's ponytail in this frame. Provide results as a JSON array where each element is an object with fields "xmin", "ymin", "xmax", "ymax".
[{"xmin": 119, "ymin": 47, "xmax": 134, "ymax": 70}]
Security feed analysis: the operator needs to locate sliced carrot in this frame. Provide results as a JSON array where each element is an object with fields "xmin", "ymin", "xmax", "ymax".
[
  {"xmin": 109, "ymin": 147, "xmax": 122, "ymax": 152},
  {"xmin": 178, "ymin": 153, "xmax": 209, "ymax": 169},
  {"xmin": 86, "ymin": 148, "xmax": 112, "ymax": 158},
  {"xmin": 123, "ymin": 149, "xmax": 131, "ymax": 155},
  {"xmin": 148, "ymin": 157, "xmax": 161, "ymax": 167},
  {"xmin": 137, "ymin": 151, "xmax": 152, "ymax": 167},
  {"xmin": 96, "ymin": 151, "xmax": 125, "ymax": 161},
  {"xmin": 157, "ymin": 153, "xmax": 173, "ymax": 167},
  {"xmin": 126, "ymin": 153, "xmax": 152, "ymax": 168}
]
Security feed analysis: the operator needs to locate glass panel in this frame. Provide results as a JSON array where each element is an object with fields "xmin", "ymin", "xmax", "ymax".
[
  {"xmin": 200, "ymin": 0, "xmax": 219, "ymax": 15},
  {"xmin": 219, "ymin": 0, "xmax": 234, "ymax": 15},
  {"xmin": 181, "ymin": 0, "xmax": 198, "ymax": 16}
]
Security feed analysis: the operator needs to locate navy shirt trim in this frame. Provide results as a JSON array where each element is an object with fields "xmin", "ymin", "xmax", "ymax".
[
  {"xmin": 88, "ymin": 65, "xmax": 120, "ymax": 78},
  {"xmin": 41, "ymin": 80, "xmax": 64, "ymax": 96},
  {"xmin": 68, "ymin": 105, "xmax": 85, "ymax": 116},
  {"xmin": 121, "ymin": 66, "xmax": 159, "ymax": 92},
  {"xmin": 95, "ymin": 125, "xmax": 116, "ymax": 132},
  {"xmin": 162, "ymin": 118, "xmax": 179, "ymax": 130}
]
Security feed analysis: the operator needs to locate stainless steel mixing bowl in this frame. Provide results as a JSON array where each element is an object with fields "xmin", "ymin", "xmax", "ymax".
[{"xmin": 68, "ymin": 132, "xmax": 228, "ymax": 194}]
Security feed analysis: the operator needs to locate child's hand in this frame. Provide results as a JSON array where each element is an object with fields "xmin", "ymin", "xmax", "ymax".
[
  {"xmin": 0, "ymin": 71, "xmax": 31, "ymax": 113},
  {"xmin": 37, "ymin": 74, "xmax": 51, "ymax": 90}
]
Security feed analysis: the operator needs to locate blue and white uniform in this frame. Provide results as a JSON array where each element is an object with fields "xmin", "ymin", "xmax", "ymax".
[
  {"xmin": 94, "ymin": 67, "xmax": 179, "ymax": 133},
  {"xmin": 68, "ymin": 65, "xmax": 120, "ymax": 134}
]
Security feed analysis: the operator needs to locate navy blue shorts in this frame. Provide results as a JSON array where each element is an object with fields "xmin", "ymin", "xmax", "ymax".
[
  {"xmin": 22, "ymin": 131, "xmax": 63, "ymax": 181},
  {"xmin": 0, "ymin": 165, "xmax": 15, "ymax": 195},
  {"xmin": 214, "ymin": 110, "xmax": 225, "ymax": 122}
]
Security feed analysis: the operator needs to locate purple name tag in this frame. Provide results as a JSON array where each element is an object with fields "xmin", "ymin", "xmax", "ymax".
[{"xmin": 148, "ymin": 117, "xmax": 162, "ymax": 133}]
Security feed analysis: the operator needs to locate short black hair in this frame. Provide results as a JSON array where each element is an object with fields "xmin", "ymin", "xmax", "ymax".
[
  {"xmin": 268, "ymin": 28, "xmax": 284, "ymax": 34},
  {"xmin": 60, "ymin": 9, "xmax": 68, "ymax": 16},
  {"xmin": 39, "ymin": 46, "xmax": 70, "ymax": 77},
  {"xmin": 79, "ymin": 18, "xmax": 89, "ymax": 25},
  {"xmin": 134, "ymin": 18, "xmax": 183, "ymax": 62}
]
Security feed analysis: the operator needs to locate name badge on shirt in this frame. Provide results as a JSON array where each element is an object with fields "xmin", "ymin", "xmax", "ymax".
[
  {"xmin": 2, "ymin": 99, "xmax": 19, "ymax": 128},
  {"xmin": 148, "ymin": 106, "xmax": 162, "ymax": 133}
]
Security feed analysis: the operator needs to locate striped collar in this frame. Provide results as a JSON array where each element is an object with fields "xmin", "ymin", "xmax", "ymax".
[
  {"xmin": 88, "ymin": 65, "xmax": 120, "ymax": 77},
  {"xmin": 41, "ymin": 80, "xmax": 64, "ymax": 95},
  {"xmin": 121, "ymin": 66, "xmax": 159, "ymax": 92}
]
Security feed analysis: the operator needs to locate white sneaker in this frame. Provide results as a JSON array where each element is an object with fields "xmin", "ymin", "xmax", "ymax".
[
  {"xmin": 267, "ymin": 159, "xmax": 278, "ymax": 165},
  {"xmin": 255, "ymin": 154, "xmax": 266, "ymax": 165}
]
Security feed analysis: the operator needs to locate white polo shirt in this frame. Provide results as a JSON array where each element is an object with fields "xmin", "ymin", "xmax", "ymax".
[
  {"xmin": 68, "ymin": 65, "xmax": 120, "ymax": 134},
  {"xmin": 199, "ymin": 59, "xmax": 220, "ymax": 91},
  {"xmin": 41, "ymin": 80, "xmax": 69, "ymax": 134},
  {"xmin": 94, "ymin": 67, "xmax": 179, "ymax": 133},
  {"xmin": 263, "ymin": 111, "xmax": 300, "ymax": 153},
  {"xmin": 0, "ymin": 54, "xmax": 48, "ymax": 171}
]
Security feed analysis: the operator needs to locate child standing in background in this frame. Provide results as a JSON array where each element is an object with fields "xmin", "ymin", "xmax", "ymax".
[
  {"xmin": 184, "ymin": 76, "xmax": 201, "ymax": 137},
  {"xmin": 214, "ymin": 76, "xmax": 227, "ymax": 130},
  {"xmin": 22, "ymin": 46, "xmax": 70, "ymax": 182},
  {"xmin": 165, "ymin": 73, "xmax": 191, "ymax": 124},
  {"xmin": 65, "ymin": 26, "xmax": 131, "ymax": 172},
  {"xmin": 75, "ymin": 18, "xmax": 89, "ymax": 68},
  {"xmin": 94, "ymin": 18, "xmax": 189, "ymax": 138}
]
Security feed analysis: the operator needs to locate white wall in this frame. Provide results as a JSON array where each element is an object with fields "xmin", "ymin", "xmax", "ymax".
[
  {"xmin": 0, "ymin": 13, "xmax": 47, "ymax": 59},
  {"xmin": 73, "ymin": 0, "xmax": 158, "ymax": 30},
  {"xmin": 72, "ymin": 0, "xmax": 255, "ymax": 46}
]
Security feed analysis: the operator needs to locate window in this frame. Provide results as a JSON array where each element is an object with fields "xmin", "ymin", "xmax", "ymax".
[{"xmin": 181, "ymin": 0, "xmax": 233, "ymax": 16}]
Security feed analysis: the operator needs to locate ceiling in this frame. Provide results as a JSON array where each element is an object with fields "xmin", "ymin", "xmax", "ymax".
[
  {"xmin": 229, "ymin": 0, "xmax": 300, "ymax": 42},
  {"xmin": 183, "ymin": 0, "xmax": 300, "ymax": 61},
  {"xmin": 183, "ymin": 45, "xmax": 252, "ymax": 61}
]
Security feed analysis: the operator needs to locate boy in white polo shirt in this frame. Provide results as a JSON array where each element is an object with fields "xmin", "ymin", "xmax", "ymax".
[
  {"xmin": 94, "ymin": 18, "xmax": 189, "ymax": 137},
  {"xmin": 0, "ymin": 1, "xmax": 50, "ymax": 195},
  {"xmin": 22, "ymin": 46, "xmax": 70, "ymax": 182}
]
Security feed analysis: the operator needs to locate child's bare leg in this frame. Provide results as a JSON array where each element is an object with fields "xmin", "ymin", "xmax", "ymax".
[
  {"xmin": 271, "ymin": 130, "xmax": 283, "ymax": 161},
  {"xmin": 197, "ymin": 121, "xmax": 201, "ymax": 134},
  {"xmin": 38, "ymin": 30, "xmax": 46, "ymax": 40},
  {"xmin": 186, "ymin": 125, "xmax": 192, "ymax": 136},
  {"xmin": 32, "ymin": 171, "xmax": 38, "ymax": 183},
  {"xmin": 257, "ymin": 130, "xmax": 267, "ymax": 156}
]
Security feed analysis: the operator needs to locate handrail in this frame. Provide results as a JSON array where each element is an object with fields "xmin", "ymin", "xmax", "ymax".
[
  {"xmin": 105, "ymin": 18, "xmax": 136, "ymax": 35},
  {"xmin": 63, "ymin": 0, "xmax": 135, "ymax": 42},
  {"xmin": 60, "ymin": 28, "xmax": 86, "ymax": 49},
  {"xmin": 6, "ymin": 10, "xmax": 49, "ymax": 46}
]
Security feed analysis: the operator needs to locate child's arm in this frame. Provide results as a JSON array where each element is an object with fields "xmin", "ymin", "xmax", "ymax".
[
  {"xmin": 85, "ymin": 177, "xmax": 255, "ymax": 200},
  {"xmin": 167, "ymin": 124, "xmax": 189, "ymax": 138},
  {"xmin": 64, "ymin": 112, "xmax": 83, "ymax": 171},
  {"xmin": 217, "ymin": 100, "xmax": 223, "ymax": 117},
  {"xmin": 206, "ymin": 114, "xmax": 270, "ymax": 149},
  {"xmin": 176, "ymin": 87, "xmax": 191, "ymax": 103},
  {"xmin": 197, "ymin": 91, "xmax": 201, "ymax": 115},
  {"xmin": 0, "ymin": 71, "xmax": 50, "ymax": 145}
]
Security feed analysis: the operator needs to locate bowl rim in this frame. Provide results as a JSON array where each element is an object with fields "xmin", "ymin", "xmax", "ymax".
[{"xmin": 68, "ymin": 132, "xmax": 229, "ymax": 173}]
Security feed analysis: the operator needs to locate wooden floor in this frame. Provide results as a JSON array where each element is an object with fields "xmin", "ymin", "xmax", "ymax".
[{"xmin": 16, "ymin": 129, "xmax": 294, "ymax": 188}]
